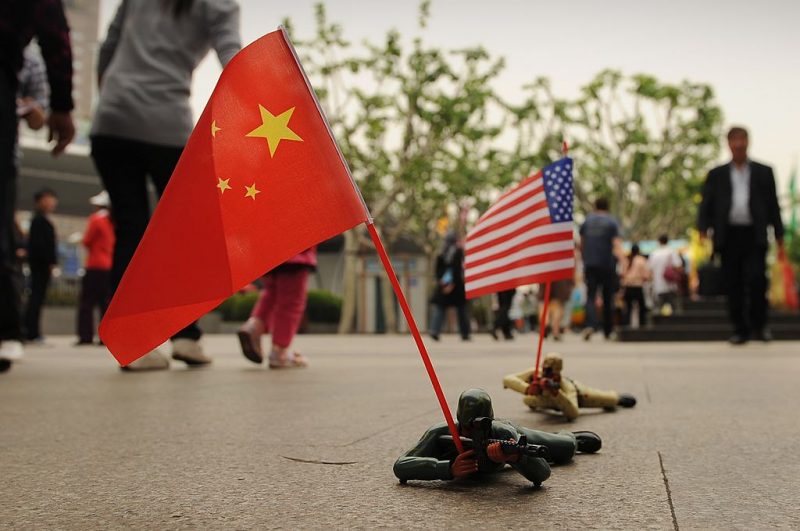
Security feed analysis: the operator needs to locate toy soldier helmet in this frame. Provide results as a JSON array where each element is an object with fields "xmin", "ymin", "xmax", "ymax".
[
  {"xmin": 542, "ymin": 353, "xmax": 563, "ymax": 373},
  {"xmin": 456, "ymin": 388, "xmax": 494, "ymax": 426}
]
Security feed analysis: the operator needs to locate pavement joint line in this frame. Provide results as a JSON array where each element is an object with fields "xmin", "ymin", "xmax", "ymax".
[
  {"xmin": 280, "ymin": 456, "xmax": 359, "ymax": 466},
  {"xmin": 658, "ymin": 451, "xmax": 680, "ymax": 531}
]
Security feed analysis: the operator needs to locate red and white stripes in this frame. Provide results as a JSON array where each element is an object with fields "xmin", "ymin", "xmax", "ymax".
[{"xmin": 465, "ymin": 171, "xmax": 575, "ymax": 299}]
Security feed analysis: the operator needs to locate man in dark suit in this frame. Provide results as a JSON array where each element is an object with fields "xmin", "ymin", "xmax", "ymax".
[{"xmin": 698, "ymin": 126, "xmax": 784, "ymax": 344}]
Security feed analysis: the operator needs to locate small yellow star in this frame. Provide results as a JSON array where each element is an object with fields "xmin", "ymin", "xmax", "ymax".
[
  {"xmin": 217, "ymin": 177, "xmax": 231, "ymax": 194},
  {"xmin": 211, "ymin": 120, "xmax": 221, "ymax": 138},
  {"xmin": 244, "ymin": 183, "xmax": 261, "ymax": 200},
  {"xmin": 245, "ymin": 105, "xmax": 303, "ymax": 157}
]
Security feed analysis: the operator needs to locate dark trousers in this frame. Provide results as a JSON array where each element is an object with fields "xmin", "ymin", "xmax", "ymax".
[
  {"xmin": 0, "ymin": 73, "xmax": 22, "ymax": 341},
  {"xmin": 623, "ymin": 286, "xmax": 647, "ymax": 327},
  {"xmin": 721, "ymin": 226, "xmax": 768, "ymax": 337},
  {"xmin": 585, "ymin": 266, "xmax": 617, "ymax": 337},
  {"xmin": 430, "ymin": 304, "xmax": 471, "ymax": 339},
  {"xmin": 77, "ymin": 268, "xmax": 111, "ymax": 343},
  {"xmin": 493, "ymin": 288, "xmax": 516, "ymax": 338},
  {"xmin": 24, "ymin": 265, "xmax": 51, "ymax": 340},
  {"xmin": 90, "ymin": 135, "xmax": 201, "ymax": 341}
]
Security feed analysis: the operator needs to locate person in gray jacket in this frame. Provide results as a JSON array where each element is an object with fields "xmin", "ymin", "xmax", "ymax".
[{"xmin": 91, "ymin": 0, "xmax": 241, "ymax": 371}]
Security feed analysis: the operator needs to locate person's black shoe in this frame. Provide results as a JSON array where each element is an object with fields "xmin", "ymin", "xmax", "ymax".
[
  {"xmin": 0, "ymin": 359, "xmax": 11, "ymax": 373},
  {"xmin": 573, "ymin": 431, "xmax": 602, "ymax": 453},
  {"xmin": 753, "ymin": 329, "xmax": 772, "ymax": 343},
  {"xmin": 503, "ymin": 334, "xmax": 515, "ymax": 341},
  {"xmin": 73, "ymin": 340, "xmax": 94, "ymax": 347},
  {"xmin": 728, "ymin": 334, "xmax": 748, "ymax": 345},
  {"xmin": 489, "ymin": 329, "xmax": 498, "ymax": 341},
  {"xmin": 430, "ymin": 334, "xmax": 440, "ymax": 342},
  {"xmin": 618, "ymin": 393, "xmax": 637, "ymax": 408}
]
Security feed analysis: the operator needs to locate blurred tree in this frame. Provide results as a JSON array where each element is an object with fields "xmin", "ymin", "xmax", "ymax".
[
  {"xmin": 568, "ymin": 69, "xmax": 723, "ymax": 240},
  {"xmin": 287, "ymin": 2, "xmax": 511, "ymax": 332}
]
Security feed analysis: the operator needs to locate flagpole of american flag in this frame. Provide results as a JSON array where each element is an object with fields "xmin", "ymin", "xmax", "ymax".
[{"xmin": 531, "ymin": 140, "xmax": 571, "ymax": 383}]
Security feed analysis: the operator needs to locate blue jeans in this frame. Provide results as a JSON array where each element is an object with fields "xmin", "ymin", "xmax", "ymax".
[{"xmin": 430, "ymin": 304, "xmax": 470, "ymax": 339}]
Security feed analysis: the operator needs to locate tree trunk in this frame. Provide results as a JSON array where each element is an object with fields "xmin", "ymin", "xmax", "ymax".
[{"xmin": 338, "ymin": 229, "xmax": 360, "ymax": 334}]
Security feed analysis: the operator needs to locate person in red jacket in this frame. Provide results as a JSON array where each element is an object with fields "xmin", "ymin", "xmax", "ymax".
[
  {"xmin": 76, "ymin": 191, "xmax": 114, "ymax": 345},
  {"xmin": 237, "ymin": 249, "xmax": 316, "ymax": 368}
]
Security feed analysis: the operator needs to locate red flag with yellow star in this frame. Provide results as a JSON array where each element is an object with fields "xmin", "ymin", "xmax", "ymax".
[{"xmin": 100, "ymin": 28, "xmax": 369, "ymax": 365}]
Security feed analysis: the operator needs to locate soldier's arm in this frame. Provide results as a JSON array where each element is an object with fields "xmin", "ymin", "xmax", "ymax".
[
  {"xmin": 494, "ymin": 425, "xmax": 552, "ymax": 485},
  {"xmin": 503, "ymin": 368, "xmax": 535, "ymax": 395},
  {"xmin": 550, "ymin": 389, "xmax": 580, "ymax": 421},
  {"xmin": 393, "ymin": 426, "xmax": 453, "ymax": 481}
]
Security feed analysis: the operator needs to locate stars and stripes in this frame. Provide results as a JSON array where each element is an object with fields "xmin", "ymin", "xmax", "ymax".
[{"xmin": 465, "ymin": 157, "xmax": 575, "ymax": 299}]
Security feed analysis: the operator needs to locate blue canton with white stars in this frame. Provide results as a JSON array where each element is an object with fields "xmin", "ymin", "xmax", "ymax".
[{"xmin": 542, "ymin": 157, "xmax": 574, "ymax": 223}]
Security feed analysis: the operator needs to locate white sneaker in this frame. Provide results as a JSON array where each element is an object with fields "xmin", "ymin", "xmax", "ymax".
[
  {"xmin": 121, "ymin": 349, "xmax": 170, "ymax": 371},
  {"xmin": 171, "ymin": 339, "xmax": 212, "ymax": 367},
  {"xmin": 0, "ymin": 340, "xmax": 25, "ymax": 361}
]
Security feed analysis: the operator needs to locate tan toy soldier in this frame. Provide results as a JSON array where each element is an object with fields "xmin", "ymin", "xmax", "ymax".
[{"xmin": 503, "ymin": 353, "xmax": 636, "ymax": 421}]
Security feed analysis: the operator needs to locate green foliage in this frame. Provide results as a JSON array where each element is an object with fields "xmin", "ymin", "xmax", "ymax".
[
  {"xmin": 305, "ymin": 290, "xmax": 343, "ymax": 323},
  {"xmin": 216, "ymin": 291, "xmax": 260, "ymax": 322},
  {"xmin": 568, "ymin": 69, "xmax": 723, "ymax": 239},
  {"xmin": 290, "ymin": 4, "xmax": 721, "ymax": 244},
  {"xmin": 290, "ymin": 2, "xmax": 518, "ymax": 254},
  {"xmin": 216, "ymin": 289, "xmax": 342, "ymax": 323}
]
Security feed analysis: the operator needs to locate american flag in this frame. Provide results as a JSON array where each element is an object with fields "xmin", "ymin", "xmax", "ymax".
[{"xmin": 465, "ymin": 157, "xmax": 575, "ymax": 299}]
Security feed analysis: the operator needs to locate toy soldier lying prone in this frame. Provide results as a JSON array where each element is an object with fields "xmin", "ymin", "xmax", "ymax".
[
  {"xmin": 504, "ymin": 353, "xmax": 637, "ymax": 421},
  {"xmin": 393, "ymin": 388, "xmax": 601, "ymax": 487}
]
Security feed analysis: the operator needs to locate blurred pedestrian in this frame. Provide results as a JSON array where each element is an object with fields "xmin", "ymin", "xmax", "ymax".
[
  {"xmin": 237, "ymin": 249, "xmax": 315, "ymax": 368},
  {"xmin": 520, "ymin": 291, "xmax": 537, "ymax": 332},
  {"xmin": 24, "ymin": 188, "xmax": 58, "ymax": 343},
  {"xmin": 75, "ymin": 191, "xmax": 114, "ymax": 346},
  {"xmin": 490, "ymin": 288, "xmax": 516, "ymax": 340},
  {"xmin": 621, "ymin": 243, "xmax": 650, "ymax": 327},
  {"xmin": 648, "ymin": 235, "xmax": 682, "ymax": 316},
  {"xmin": 429, "ymin": 231, "xmax": 470, "ymax": 341},
  {"xmin": 90, "ymin": 0, "xmax": 241, "ymax": 370},
  {"xmin": 538, "ymin": 278, "xmax": 575, "ymax": 341},
  {"xmin": 698, "ymin": 126, "xmax": 784, "ymax": 344},
  {"xmin": 0, "ymin": 0, "xmax": 75, "ymax": 371},
  {"xmin": 579, "ymin": 197, "xmax": 624, "ymax": 340}
]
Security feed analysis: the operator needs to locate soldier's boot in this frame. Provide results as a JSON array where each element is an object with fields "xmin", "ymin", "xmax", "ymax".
[
  {"xmin": 573, "ymin": 431, "xmax": 602, "ymax": 453},
  {"xmin": 618, "ymin": 393, "xmax": 637, "ymax": 407}
]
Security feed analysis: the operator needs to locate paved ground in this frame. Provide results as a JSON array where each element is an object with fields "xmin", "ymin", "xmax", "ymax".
[{"xmin": 2, "ymin": 333, "xmax": 800, "ymax": 530}]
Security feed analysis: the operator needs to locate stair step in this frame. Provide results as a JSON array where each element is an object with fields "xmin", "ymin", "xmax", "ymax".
[
  {"xmin": 617, "ymin": 323, "xmax": 800, "ymax": 342},
  {"xmin": 652, "ymin": 312, "xmax": 800, "ymax": 326}
]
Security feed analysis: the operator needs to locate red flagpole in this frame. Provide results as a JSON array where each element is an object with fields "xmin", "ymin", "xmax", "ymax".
[
  {"xmin": 366, "ymin": 222, "xmax": 464, "ymax": 454},
  {"xmin": 533, "ymin": 281, "xmax": 552, "ymax": 382}
]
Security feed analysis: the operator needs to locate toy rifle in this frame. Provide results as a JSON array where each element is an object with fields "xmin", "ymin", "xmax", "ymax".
[{"xmin": 440, "ymin": 417, "xmax": 550, "ymax": 471}]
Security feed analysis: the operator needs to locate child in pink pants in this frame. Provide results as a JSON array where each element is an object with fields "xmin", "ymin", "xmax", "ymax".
[{"xmin": 237, "ymin": 248, "xmax": 316, "ymax": 368}]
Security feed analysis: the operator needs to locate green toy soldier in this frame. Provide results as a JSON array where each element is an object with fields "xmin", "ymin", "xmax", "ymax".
[{"xmin": 393, "ymin": 388, "xmax": 601, "ymax": 486}]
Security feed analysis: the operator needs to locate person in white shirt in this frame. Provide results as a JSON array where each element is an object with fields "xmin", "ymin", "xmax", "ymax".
[
  {"xmin": 697, "ymin": 126, "xmax": 784, "ymax": 344},
  {"xmin": 648, "ymin": 235, "xmax": 682, "ymax": 313}
]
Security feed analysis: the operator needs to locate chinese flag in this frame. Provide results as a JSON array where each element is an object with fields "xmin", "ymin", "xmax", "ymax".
[{"xmin": 100, "ymin": 29, "xmax": 369, "ymax": 365}]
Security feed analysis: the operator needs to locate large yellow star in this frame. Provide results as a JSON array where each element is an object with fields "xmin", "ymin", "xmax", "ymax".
[
  {"xmin": 245, "ymin": 105, "xmax": 303, "ymax": 157},
  {"xmin": 244, "ymin": 183, "xmax": 261, "ymax": 200},
  {"xmin": 217, "ymin": 177, "xmax": 231, "ymax": 194}
]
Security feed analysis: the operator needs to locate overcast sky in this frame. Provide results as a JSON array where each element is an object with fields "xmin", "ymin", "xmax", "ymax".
[{"xmin": 98, "ymin": 0, "xmax": 800, "ymax": 195}]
